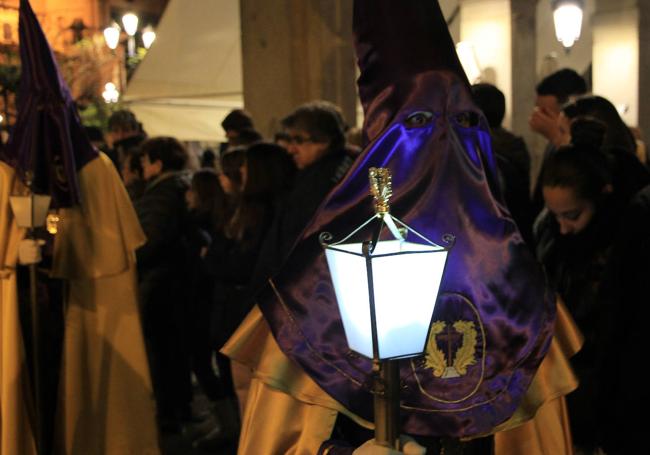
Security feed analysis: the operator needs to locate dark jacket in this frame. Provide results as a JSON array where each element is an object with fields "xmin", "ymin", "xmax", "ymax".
[
  {"xmin": 534, "ymin": 197, "xmax": 621, "ymax": 449},
  {"xmin": 250, "ymin": 148, "xmax": 355, "ymax": 292},
  {"xmin": 596, "ymin": 184, "xmax": 650, "ymax": 453},
  {"xmin": 135, "ymin": 171, "xmax": 190, "ymax": 305}
]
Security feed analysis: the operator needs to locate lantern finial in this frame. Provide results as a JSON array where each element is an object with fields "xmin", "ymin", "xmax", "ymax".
[{"xmin": 369, "ymin": 167, "xmax": 392, "ymax": 215}]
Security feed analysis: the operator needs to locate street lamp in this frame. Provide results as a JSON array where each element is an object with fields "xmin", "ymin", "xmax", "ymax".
[
  {"xmin": 103, "ymin": 23, "xmax": 120, "ymax": 50},
  {"xmin": 102, "ymin": 82, "xmax": 120, "ymax": 103},
  {"xmin": 102, "ymin": 13, "xmax": 156, "ymax": 89},
  {"xmin": 321, "ymin": 167, "xmax": 451, "ymax": 450},
  {"xmin": 121, "ymin": 12, "xmax": 139, "ymax": 57},
  {"xmin": 552, "ymin": 0, "xmax": 584, "ymax": 51}
]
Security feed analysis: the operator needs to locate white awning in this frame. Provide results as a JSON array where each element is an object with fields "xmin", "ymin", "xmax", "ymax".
[{"xmin": 123, "ymin": 0, "xmax": 243, "ymax": 142}]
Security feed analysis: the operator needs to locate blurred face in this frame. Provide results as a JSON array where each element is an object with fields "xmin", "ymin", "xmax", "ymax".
[
  {"xmin": 543, "ymin": 185, "xmax": 595, "ymax": 235},
  {"xmin": 185, "ymin": 188, "xmax": 197, "ymax": 209},
  {"xmin": 285, "ymin": 128, "xmax": 330, "ymax": 170},
  {"xmin": 140, "ymin": 154, "xmax": 162, "ymax": 181},
  {"xmin": 536, "ymin": 95, "xmax": 561, "ymax": 116}
]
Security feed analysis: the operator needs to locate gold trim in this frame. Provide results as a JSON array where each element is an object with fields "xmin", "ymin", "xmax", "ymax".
[{"xmin": 410, "ymin": 292, "xmax": 486, "ymax": 404}]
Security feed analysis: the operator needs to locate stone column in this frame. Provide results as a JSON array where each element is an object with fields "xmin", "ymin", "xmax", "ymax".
[
  {"xmin": 240, "ymin": 0, "xmax": 356, "ymax": 138},
  {"xmin": 638, "ymin": 0, "xmax": 650, "ymax": 139},
  {"xmin": 510, "ymin": 0, "xmax": 537, "ymax": 150}
]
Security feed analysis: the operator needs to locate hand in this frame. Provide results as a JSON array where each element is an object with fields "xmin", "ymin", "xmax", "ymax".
[
  {"xmin": 529, "ymin": 107, "xmax": 562, "ymax": 145},
  {"xmin": 18, "ymin": 239, "xmax": 46, "ymax": 265},
  {"xmin": 353, "ymin": 436, "xmax": 426, "ymax": 455}
]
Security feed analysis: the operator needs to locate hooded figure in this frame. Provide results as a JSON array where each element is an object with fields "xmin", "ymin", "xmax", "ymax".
[
  {"xmin": 3, "ymin": 2, "xmax": 160, "ymax": 453},
  {"xmin": 224, "ymin": 0, "xmax": 579, "ymax": 452}
]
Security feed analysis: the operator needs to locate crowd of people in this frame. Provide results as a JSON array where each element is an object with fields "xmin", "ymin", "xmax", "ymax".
[
  {"xmin": 61, "ymin": 65, "xmax": 642, "ymax": 454},
  {"xmin": 474, "ymin": 69, "xmax": 650, "ymax": 455},
  {"xmin": 4, "ymin": 1, "xmax": 648, "ymax": 453},
  {"xmin": 83, "ymin": 102, "xmax": 356, "ymax": 452},
  {"xmin": 6, "ymin": 67, "xmax": 649, "ymax": 455},
  {"xmin": 78, "ymin": 66, "xmax": 650, "ymax": 454}
]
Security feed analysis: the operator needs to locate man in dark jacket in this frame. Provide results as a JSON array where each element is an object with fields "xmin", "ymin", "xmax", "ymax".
[
  {"xmin": 472, "ymin": 83, "xmax": 534, "ymax": 246},
  {"xmin": 134, "ymin": 136, "xmax": 191, "ymax": 432}
]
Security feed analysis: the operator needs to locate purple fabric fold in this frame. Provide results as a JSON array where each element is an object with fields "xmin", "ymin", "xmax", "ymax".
[{"xmin": 3, "ymin": 0, "xmax": 97, "ymax": 207}]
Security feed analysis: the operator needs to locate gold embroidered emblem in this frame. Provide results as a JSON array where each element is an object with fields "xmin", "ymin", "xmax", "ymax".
[{"xmin": 424, "ymin": 320, "xmax": 478, "ymax": 378}]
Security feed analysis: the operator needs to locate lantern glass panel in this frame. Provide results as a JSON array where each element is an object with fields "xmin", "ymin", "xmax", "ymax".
[{"xmin": 325, "ymin": 240, "xmax": 448, "ymax": 360}]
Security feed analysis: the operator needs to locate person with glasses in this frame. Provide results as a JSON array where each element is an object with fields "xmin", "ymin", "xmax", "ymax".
[{"xmin": 250, "ymin": 100, "xmax": 355, "ymax": 288}]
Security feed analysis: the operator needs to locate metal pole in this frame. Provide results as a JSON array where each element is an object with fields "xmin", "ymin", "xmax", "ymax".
[
  {"xmin": 373, "ymin": 359, "xmax": 400, "ymax": 449},
  {"xmin": 28, "ymin": 257, "xmax": 42, "ymax": 454}
]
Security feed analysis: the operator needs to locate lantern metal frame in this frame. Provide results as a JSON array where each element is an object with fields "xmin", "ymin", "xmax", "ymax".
[{"xmin": 321, "ymin": 168, "xmax": 453, "ymax": 449}]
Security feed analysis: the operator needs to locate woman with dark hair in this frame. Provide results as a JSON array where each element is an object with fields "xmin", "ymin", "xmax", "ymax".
[
  {"xmin": 558, "ymin": 95, "xmax": 637, "ymax": 154},
  {"xmin": 534, "ymin": 144, "xmax": 622, "ymax": 454},
  {"xmin": 555, "ymin": 97, "xmax": 650, "ymax": 206},
  {"xmin": 198, "ymin": 142, "xmax": 295, "ymax": 449},
  {"xmin": 218, "ymin": 148, "xmax": 246, "ymax": 196}
]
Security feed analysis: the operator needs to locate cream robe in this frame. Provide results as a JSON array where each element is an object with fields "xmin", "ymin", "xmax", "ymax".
[
  {"xmin": 51, "ymin": 153, "xmax": 159, "ymax": 455},
  {"xmin": 0, "ymin": 161, "xmax": 37, "ymax": 455}
]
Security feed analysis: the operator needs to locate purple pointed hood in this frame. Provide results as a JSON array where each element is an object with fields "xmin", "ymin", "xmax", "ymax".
[
  {"xmin": 255, "ymin": 0, "xmax": 556, "ymax": 438},
  {"xmin": 3, "ymin": 0, "xmax": 97, "ymax": 207}
]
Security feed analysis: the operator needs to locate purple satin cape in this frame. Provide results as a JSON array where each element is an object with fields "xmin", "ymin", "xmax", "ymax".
[
  {"xmin": 3, "ymin": 0, "xmax": 97, "ymax": 208},
  {"xmin": 256, "ymin": 0, "xmax": 555, "ymax": 438}
]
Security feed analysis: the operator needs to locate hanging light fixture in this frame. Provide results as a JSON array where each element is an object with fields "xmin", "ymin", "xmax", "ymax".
[
  {"xmin": 142, "ymin": 25, "xmax": 156, "ymax": 49},
  {"xmin": 552, "ymin": 0, "xmax": 584, "ymax": 50},
  {"xmin": 103, "ymin": 23, "xmax": 120, "ymax": 50},
  {"xmin": 455, "ymin": 41, "xmax": 482, "ymax": 84},
  {"xmin": 121, "ymin": 13, "xmax": 139, "ymax": 37},
  {"xmin": 122, "ymin": 12, "xmax": 139, "ymax": 57}
]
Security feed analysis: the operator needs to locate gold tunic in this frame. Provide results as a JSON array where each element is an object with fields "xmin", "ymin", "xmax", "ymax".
[
  {"xmin": 0, "ymin": 161, "xmax": 37, "ymax": 455},
  {"xmin": 51, "ymin": 153, "xmax": 159, "ymax": 455}
]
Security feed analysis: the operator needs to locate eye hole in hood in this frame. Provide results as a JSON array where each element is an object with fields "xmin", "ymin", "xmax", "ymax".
[
  {"xmin": 453, "ymin": 111, "xmax": 481, "ymax": 129},
  {"xmin": 405, "ymin": 110, "xmax": 434, "ymax": 129}
]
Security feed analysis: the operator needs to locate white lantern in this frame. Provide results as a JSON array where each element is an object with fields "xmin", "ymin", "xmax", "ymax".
[
  {"xmin": 322, "ymin": 168, "xmax": 452, "ymax": 449},
  {"xmin": 553, "ymin": 0, "xmax": 584, "ymax": 50},
  {"xmin": 322, "ymin": 168, "xmax": 451, "ymax": 361},
  {"xmin": 9, "ymin": 194, "xmax": 52, "ymax": 228},
  {"xmin": 325, "ymin": 238, "xmax": 448, "ymax": 360}
]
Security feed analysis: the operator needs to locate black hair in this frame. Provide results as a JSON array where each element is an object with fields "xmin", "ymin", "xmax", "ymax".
[
  {"xmin": 140, "ymin": 136, "xmax": 188, "ymax": 172},
  {"xmin": 536, "ymin": 68, "xmax": 588, "ymax": 104},
  {"xmin": 228, "ymin": 142, "xmax": 296, "ymax": 247},
  {"xmin": 107, "ymin": 109, "xmax": 140, "ymax": 133},
  {"xmin": 229, "ymin": 128, "xmax": 263, "ymax": 147},
  {"xmin": 220, "ymin": 148, "xmax": 246, "ymax": 191},
  {"xmin": 190, "ymin": 168, "xmax": 230, "ymax": 231},
  {"xmin": 281, "ymin": 100, "xmax": 346, "ymax": 152},
  {"xmin": 84, "ymin": 125, "xmax": 105, "ymax": 143},
  {"xmin": 541, "ymin": 145, "xmax": 612, "ymax": 202},
  {"xmin": 562, "ymin": 95, "xmax": 637, "ymax": 155},
  {"xmin": 221, "ymin": 109, "xmax": 254, "ymax": 132},
  {"xmin": 471, "ymin": 83, "xmax": 505, "ymax": 128},
  {"xmin": 200, "ymin": 149, "xmax": 216, "ymax": 168}
]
